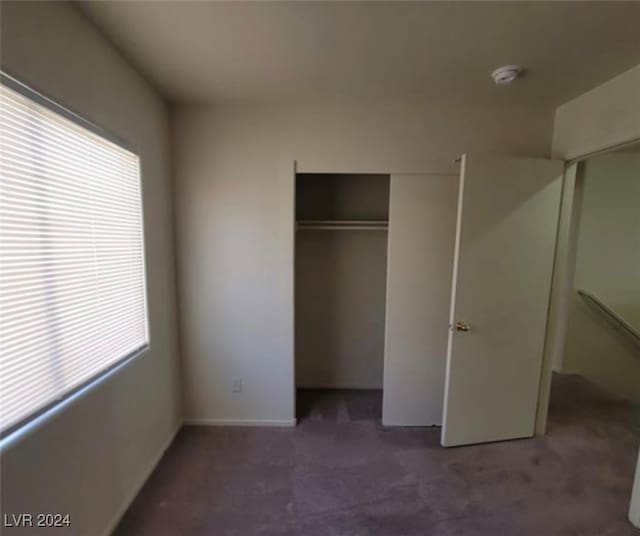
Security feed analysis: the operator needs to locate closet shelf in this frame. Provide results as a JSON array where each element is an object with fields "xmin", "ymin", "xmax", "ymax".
[{"xmin": 296, "ymin": 220, "xmax": 389, "ymax": 231}]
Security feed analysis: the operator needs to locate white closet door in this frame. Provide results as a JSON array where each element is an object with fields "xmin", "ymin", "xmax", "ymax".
[
  {"xmin": 383, "ymin": 173, "xmax": 458, "ymax": 426},
  {"xmin": 441, "ymin": 155, "xmax": 563, "ymax": 447}
]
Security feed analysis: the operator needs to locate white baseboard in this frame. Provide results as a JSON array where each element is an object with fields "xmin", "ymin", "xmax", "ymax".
[
  {"xmin": 184, "ymin": 418, "xmax": 296, "ymax": 427},
  {"xmin": 100, "ymin": 420, "xmax": 182, "ymax": 536}
]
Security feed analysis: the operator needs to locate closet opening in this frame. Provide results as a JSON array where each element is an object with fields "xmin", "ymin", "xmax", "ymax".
[{"xmin": 295, "ymin": 173, "xmax": 390, "ymax": 423}]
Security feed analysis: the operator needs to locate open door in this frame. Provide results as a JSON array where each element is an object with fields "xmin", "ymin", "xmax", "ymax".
[{"xmin": 441, "ymin": 154, "xmax": 564, "ymax": 447}]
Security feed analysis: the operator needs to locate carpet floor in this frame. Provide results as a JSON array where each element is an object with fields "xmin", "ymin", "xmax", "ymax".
[{"xmin": 115, "ymin": 374, "xmax": 640, "ymax": 535}]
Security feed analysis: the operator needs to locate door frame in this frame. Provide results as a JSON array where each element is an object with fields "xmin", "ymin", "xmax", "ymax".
[
  {"xmin": 532, "ymin": 137, "xmax": 640, "ymax": 527},
  {"xmin": 534, "ymin": 137, "xmax": 640, "ymax": 435},
  {"xmin": 282, "ymin": 157, "xmax": 458, "ymax": 424}
]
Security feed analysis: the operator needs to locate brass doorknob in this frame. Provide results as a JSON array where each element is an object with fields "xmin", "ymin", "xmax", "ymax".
[{"xmin": 455, "ymin": 321, "xmax": 470, "ymax": 332}]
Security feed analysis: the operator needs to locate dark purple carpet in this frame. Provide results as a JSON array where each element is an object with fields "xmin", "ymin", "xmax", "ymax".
[{"xmin": 115, "ymin": 374, "xmax": 640, "ymax": 535}]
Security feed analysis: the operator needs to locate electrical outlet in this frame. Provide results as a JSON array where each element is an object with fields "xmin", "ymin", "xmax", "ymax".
[{"xmin": 232, "ymin": 378, "xmax": 242, "ymax": 393}]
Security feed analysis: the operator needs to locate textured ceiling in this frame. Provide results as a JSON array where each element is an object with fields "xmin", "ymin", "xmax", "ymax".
[{"xmin": 77, "ymin": 1, "xmax": 640, "ymax": 105}]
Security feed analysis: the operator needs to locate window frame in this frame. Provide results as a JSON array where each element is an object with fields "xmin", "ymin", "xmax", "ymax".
[{"xmin": 0, "ymin": 72, "xmax": 151, "ymax": 447}]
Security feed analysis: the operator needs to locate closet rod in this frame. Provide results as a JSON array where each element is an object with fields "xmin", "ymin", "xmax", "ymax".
[
  {"xmin": 297, "ymin": 225, "xmax": 388, "ymax": 231},
  {"xmin": 296, "ymin": 220, "xmax": 388, "ymax": 231}
]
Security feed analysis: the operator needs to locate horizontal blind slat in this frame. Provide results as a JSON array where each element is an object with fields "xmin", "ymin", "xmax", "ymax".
[
  {"xmin": 1, "ymin": 283, "xmax": 146, "ymax": 347},
  {"xmin": 0, "ymin": 114, "xmax": 138, "ymax": 173}
]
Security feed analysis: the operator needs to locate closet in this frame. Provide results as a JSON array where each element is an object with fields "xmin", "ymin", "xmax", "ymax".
[
  {"xmin": 291, "ymin": 159, "xmax": 568, "ymax": 443},
  {"xmin": 295, "ymin": 174, "xmax": 390, "ymax": 420},
  {"xmin": 293, "ymin": 170, "xmax": 459, "ymax": 427}
]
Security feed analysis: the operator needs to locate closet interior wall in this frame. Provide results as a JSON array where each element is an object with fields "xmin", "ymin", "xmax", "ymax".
[{"xmin": 295, "ymin": 174, "xmax": 390, "ymax": 389}]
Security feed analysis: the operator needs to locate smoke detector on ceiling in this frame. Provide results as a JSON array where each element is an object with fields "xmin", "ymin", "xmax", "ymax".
[{"xmin": 492, "ymin": 65, "xmax": 523, "ymax": 85}]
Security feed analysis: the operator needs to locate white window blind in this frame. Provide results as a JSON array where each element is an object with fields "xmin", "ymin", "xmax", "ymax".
[{"xmin": 0, "ymin": 78, "xmax": 148, "ymax": 436}]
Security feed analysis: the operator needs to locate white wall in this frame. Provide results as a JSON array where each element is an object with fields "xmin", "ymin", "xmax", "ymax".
[
  {"xmin": 296, "ymin": 231, "xmax": 388, "ymax": 389},
  {"xmin": 572, "ymin": 154, "xmax": 640, "ymax": 329},
  {"xmin": 562, "ymin": 153, "xmax": 640, "ymax": 402},
  {"xmin": 172, "ymin": 94, "xmax": 553, "ymax": 425},
  {"xmin": 0, "ymin": 3, "xmax": 181, "ymax": 535},
  {"xmin": 552, "ymin": 65, "xmax": 640, "ymax": 160}
]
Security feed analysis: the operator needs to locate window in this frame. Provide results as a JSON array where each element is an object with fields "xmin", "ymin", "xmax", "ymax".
[{"xmin": 0, "ymin": 75, "xmax": 149, "ymax": 437}]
